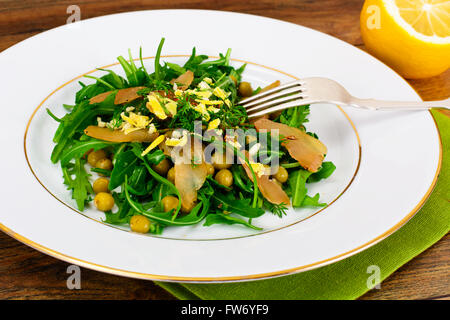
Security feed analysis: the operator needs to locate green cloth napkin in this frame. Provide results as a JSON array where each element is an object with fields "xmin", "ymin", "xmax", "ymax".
[{"xmin": 157, "ymin": 110, "xmax": 449, "ymax": 300}]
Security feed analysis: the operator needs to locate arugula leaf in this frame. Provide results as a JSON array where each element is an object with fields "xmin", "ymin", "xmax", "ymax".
[
  {"xmin": 114, "ymin": 191, "xmax": 133, "ymax": 219},
  {"xmin": 145, "ymin": 149, "xmax": 165, "ymax": 165},
  {"xmin": 51, "ymin": 100, "xmax": 115, "ymax": 163},
  {"xmin": 62, "ymin": 158, "xmax": 93, "ymax": 211},
  {"xmin": 96, "ymin": 68, "xmax": 127, "ymax": 89},
  {"xmin": 288, "ymin": 169, "xmax": 313, "ymax": 207},
  {"xmin": 75, "ymin": 82, "xmax": 108, "ymax": 103},
  {"xmin": 183, "ymin": 47, "xmax": 208, "ymax": 70},
  {"xmin": 104, "ymin": 210, "xmax": 130, "ymax": 225},
  {"xmin": 139, "ymin": 46, "xmax": 149, "ymax": 80},
  {"xmin": 116, "ymin": 56, "xmax": 135, "ymax": 86},
  {"xmin": 90, "ymin": 167, "xmax": 111, "ymax": 176},
  {"xmin": 308, "ymin": 162, "xmax": 336, "ymax": 183},
  {"xmin": 288, "ymin": 169, "xmax": 328, "ymax": 207},
  {"xmin": 46, "ymin": 108, "xmax": 62, "ymax": 122},
  {"xmin": 231, "ymin": 165, "xmax": 253, "ymax": 193},
  {"xmin": 129, "ymin": 144, "xmax": 182, "ymax": 219},
  {"xmin": 83, "ymin": 75, "xmax": 116, "ymax": 90},
  {"xmin": 166, "ymin": 62, "xmax": 186, "ymax": 75},
  {"xmin": 124, "ymin": 177, "xmax": 208, "ymax": 226},
  {"xmin": 60, "ymin": 138, "xmax": 116, "ymax": 166},
  {"xmin": 109, "ymin": 150, "xmax": 139, "ymax": 190},
  {"xmin": 252, "ymin": 87, "xmax": 262, "ymax": 95},
  {"xmin": 104, "ymin": 191, "xmax": 134, "ymax": 224},
  {"xmin": 63, "ymin": 104, "xmax": 75, "ymax": 111},
  {"xmin": 279, "ymin": 105, "xmax": 310, "ymax": 128},
  {"xmin": 302, "ymin": 193, "xmax": 327, "ymax": 207},
  {"xmin": 117, "ymin": 50, "xmax": 147, "ymax": 87},
  {"xmin": 154, "ymin": 38, "xmax": 165, "ymax": 81},
  {"xmin": 152, "ymin": 182, "xmax": 171, "ymax": 203},
  {"xmin": 126, "ymin": 165, "xmax": 150, "ymax": 196},
  {"xmin": 212, "ymin": 193, "xmax": 264, "ymax": 218},
  {"xmin": 128, "ymin": 165, "xmax": 147, "ymax": 188},
  {"xmin": 204, "ymin": 213, "xmax": 262, "ymax": 230}
]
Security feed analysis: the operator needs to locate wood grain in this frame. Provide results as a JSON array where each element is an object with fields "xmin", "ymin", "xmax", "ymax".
[
  {"xmin": 0, "ymin": 231, "xmax": 175, "ymax": 300},
  {"xmin": 0, "ymin": 0, "xmax": 448, "ymax": 300}
]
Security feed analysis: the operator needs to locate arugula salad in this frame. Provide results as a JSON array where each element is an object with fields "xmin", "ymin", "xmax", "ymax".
[{"xmin": 48, "ymin": 38, "xmax": 335, "ymax": 235}]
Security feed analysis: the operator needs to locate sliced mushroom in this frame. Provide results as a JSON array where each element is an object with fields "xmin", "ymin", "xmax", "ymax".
[
  {"xmin": 172, "ymin": 138, "xmax": 208, "ymax": 213},
  {"xmin": 170, "ymin": 70, "xmax": 194, "ymax": 90},
  {"xmin": 260, "ymin": 80, "xmax": 281, "ymax": 93},
  {"xmin": 89, "ymin": 86, "xmax": 147, "ymax": 105},
  {"xmin": 240, "ymin": 152, "xmax": 290, "ymax": 205},
  {"xmin": 254, "ymin": 119, "xmax": 326, "ymax": 172},
  {"xmin": 174, "ymin": 161, "xmax": 208, "ymax": 213},
  {"xmin": 84, "ymin": 126, "xmax": 158, "ymax": 143}
]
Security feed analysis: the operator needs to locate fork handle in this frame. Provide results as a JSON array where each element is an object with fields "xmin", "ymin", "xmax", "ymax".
[{"xmin": 349, "ymin": 97, "xmax": 450, "ymax": 110}]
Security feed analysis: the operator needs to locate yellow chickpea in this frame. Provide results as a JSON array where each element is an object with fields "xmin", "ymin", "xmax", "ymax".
[
  {"xmin": 96, "ymin": 158, "xmax": 113, "ymax": 171},
  {"xmin": 215, "ymin": 169, "xmax": 233, "ymax": 187},
  {"xmin": 87, "ymin": 149, "xmax": 107, "ymax": 167},
  {"xmin": 162, "ymin": 196, "xmax": 179, "ymax": 213},
  {"xmin": 130, "ymin": 215, "xmax": 151, "ymax": 233},
  {"xmin": 238, "ymin": 81, "xmax": 253, "ymax": 97},
  {"xmin": 94, "ymin": 192, "xmax": 114, "ymax": 211},
  {"xmin": 205, "ymin": 163, "xmax": 215, "ymax": 176},
  {"xmin": 93, "ymin": 177, "xmax": 109, "ymax": 194},
  {"xmin": 274, "ymin": 166, "xmax": 289, "ymax": 183},
  {"xmin": 152, "ymin": 158, "xmax": 171, "ymax": 176}
]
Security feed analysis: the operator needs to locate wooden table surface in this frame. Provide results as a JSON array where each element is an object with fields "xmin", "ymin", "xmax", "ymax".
[{"xmin": 0, "ymin": 0, "xmax": 448, "ymax": 300}]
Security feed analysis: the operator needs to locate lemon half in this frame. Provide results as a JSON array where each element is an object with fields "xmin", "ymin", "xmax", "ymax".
[{"xmin": 360, "ymin": 0, "xmax": 450, "ymax": 79}]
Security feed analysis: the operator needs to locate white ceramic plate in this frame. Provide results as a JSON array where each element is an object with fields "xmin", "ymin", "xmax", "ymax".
[{"xmin": 0, "ymin": 10, "xmax": 441, "ymax": 282}]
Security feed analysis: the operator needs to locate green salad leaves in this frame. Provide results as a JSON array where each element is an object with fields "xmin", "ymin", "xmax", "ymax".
[{"xmin": 49, "ymin": 38, "xmax": 336, "ymax": 235}]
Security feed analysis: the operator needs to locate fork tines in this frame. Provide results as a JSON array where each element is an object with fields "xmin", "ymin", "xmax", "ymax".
[{"xmin": 239, "ymin": 80, "xmax": 306, "ymax": 118}]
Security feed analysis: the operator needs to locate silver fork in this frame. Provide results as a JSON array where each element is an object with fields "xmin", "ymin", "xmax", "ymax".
[{"xmin": 240, "ymin": 77, "xmax": 450, "ymax": 119}]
